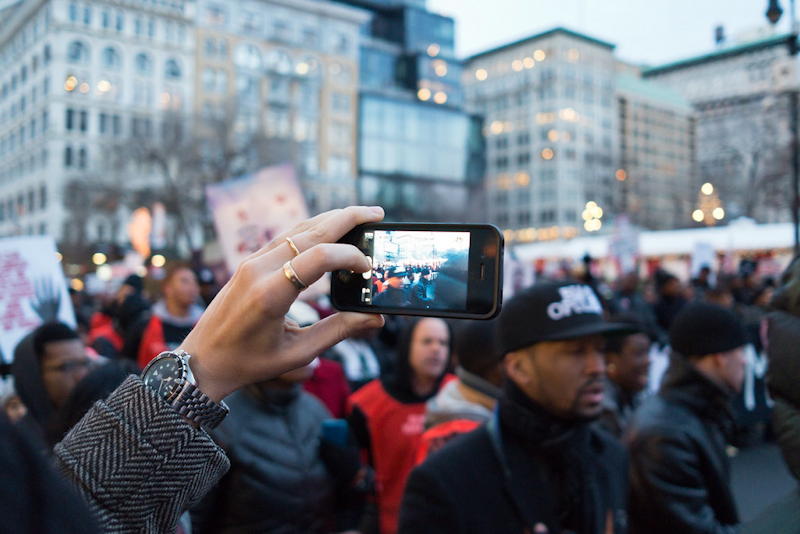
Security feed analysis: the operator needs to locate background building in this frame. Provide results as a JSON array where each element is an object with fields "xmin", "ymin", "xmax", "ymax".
[
  {"xmin": 643, "ymin": 29, "xmax": 797, "ymax": 223},
  {"xmin": 195, "ymin": 0, "xmax": 368, "ymax": 214},
  {"xmin": 465, "ymin": 27, "xmax": 698, "ymax": 242},
  {"xmin": 616, "ymin": 70, "xmax": 695, "ymax": 230},
  {"xmin": 0, "ymin": 0, "xmax": 195, "ymax": 258},
  {"xmin": 465, "ymin": 28, "xmax": 618, "ymax": 243},
  {"xmin": 336, "ymin": 0, "xmax": 485, "ymax": 222}
]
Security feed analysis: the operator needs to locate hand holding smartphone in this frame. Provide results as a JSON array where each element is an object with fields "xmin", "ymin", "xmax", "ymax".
[{"xmin": 330, "ymin": 223, "xmax": 503, "ymax": 319}]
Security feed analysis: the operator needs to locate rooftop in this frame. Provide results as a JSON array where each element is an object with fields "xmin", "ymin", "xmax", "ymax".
[
  {"xmin": 643, "ymin": 33, "xmax": 795, "ymax": 77},
  {"xmin": 616, "ymin": 72, "xmax": 692, "ymax": 111},
  {"xmin": 467, "ymin": 26, "xmax": 615, "ymax": 62}
]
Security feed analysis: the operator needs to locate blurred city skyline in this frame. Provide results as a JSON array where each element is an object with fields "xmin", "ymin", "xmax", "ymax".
[{"xmin": 430, "ymin": 0, "xmax": 791, "ymax": 65}]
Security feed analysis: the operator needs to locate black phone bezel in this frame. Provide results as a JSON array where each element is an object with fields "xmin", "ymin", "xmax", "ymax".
[{"xmin": 330, "ymin": 222, "xmax": 504, "ymax": 319}]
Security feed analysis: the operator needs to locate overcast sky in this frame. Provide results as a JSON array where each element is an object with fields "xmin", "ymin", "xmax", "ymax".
[{"xmin": 427, "ymin": 0, "xmax": 794, "ymax": 66}]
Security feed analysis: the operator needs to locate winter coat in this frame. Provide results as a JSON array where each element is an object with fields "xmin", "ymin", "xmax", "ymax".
[
  {"xmin": 133, "ymin": 300, "xmax": 203, "ymax": 368},
  {"xmin": 627, "ymin": 355, "xmax": 739, "ymax": 534},
  {"xmin": 400, "ymin": 381, "xmax": 628, "ymax": 534},
  {"xmin": 192, "ymin": 385, "xmax": 335, "ymax": 534},
  {"xmin": 56, "ymin": 375, "xmax": 229, "ymax": 532}
]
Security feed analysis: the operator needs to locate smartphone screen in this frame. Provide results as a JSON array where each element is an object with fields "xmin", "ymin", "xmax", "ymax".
[
  {"xmin": 368, "ymin": 229, "xmax": 470, "ymax": 311},
  {"xmin": 331, "ymin": 223, "xmax": 503, "ymax": 319}
]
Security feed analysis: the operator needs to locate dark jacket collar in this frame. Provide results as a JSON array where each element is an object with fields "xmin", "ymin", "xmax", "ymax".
[{"xmin": 659, "ymin": 355, "xmax": 735, "ymax": 431}]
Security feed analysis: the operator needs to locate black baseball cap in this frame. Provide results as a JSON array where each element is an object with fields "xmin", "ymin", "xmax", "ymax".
[{"xmin": 497, "ymin": 281, "xmax": 633, "ymax": 356}]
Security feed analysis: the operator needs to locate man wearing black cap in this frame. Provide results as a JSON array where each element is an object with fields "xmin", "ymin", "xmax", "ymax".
[
  {"xmin": 399, "ymin": 281, "xmax": 631, "ymax": 534},
  {"xmin": 627, "ymin": 302, "xmax": 749, "ymax": 534}
]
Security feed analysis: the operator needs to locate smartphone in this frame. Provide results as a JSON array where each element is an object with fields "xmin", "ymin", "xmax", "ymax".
[{"xmin": 331, "ymin": 223, "xmax": 504, "ymax": 319}]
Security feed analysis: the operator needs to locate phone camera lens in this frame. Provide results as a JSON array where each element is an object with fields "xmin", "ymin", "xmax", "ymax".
[{"xmin": 338, "ymin": 270, "xmax": 352, "ymax": 283}]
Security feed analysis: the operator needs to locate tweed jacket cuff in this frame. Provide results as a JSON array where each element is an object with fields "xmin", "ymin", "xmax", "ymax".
[{"xmin": 54, "ymin": 375, "xmax": 230, "ymax": 533}]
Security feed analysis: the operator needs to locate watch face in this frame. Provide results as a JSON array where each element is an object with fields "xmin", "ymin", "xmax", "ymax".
[{"xmin": 143, "ymin": 356, "xmax": 183, "ymax": 401}]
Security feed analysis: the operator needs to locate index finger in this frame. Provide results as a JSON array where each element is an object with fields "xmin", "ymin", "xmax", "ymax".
[{"xmin": 255, "ymin": 206, "xmax": 384, "ymax": 264}]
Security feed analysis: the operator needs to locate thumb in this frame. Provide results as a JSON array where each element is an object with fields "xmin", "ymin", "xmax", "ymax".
[{"xmin": 294, "ymin": 312, "xmax": 384, "ymax": 357}]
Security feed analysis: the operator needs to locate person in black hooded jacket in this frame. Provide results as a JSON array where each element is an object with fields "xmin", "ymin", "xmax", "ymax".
[
  {"xmin": 627, "ymin": 302, "xmax": 748, "ymax": 534},
  {"xmin": 348, "ymin": 317, "xmax": 453, "ymax": 534}
]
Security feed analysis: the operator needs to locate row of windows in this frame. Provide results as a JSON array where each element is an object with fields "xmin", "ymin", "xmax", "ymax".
[
  {"xmin": 66, "ymin": 41, "xmax": 183, "ymax": 79},
  {"xmin": 494, "ymin": 209, "xmax": 569, "ymax": 227},
  {"xmin": 1, "ymin": 46, "xmax": 51, "ymax": 102},
  {"xmin": 0, "ymin": 184, "xmax": 47, "ymax": 222},
  {"xmin": 67, "ymin": 2, "xmax": 188, "ymax": 43},
  {"xmin": 0, "ymin": 149, "xmax": 48, "ymax": 185},
  {"xmin": 202, "ymin": 4, "xmax": 352, "ymax": 56},
  {"xmin": 64, "ymin": 145, "xmax": 88, "ymax": 169},
  {"xmin": 0, "ymin": 111, "xmax": 48, "ymax": 157}
]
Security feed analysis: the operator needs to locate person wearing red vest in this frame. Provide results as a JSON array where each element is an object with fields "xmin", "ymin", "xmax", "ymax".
[
  {"xmin": 134, "ymin": 265, "xmax": 204, "ymax": 369},
  {"xmin": 348, "ymin": 317, "xmax": 453, "ymax": 534}
]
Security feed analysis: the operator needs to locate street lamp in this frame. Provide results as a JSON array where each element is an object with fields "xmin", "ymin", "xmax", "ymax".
[
  {"xmin": 583, "ymin": 201, "xmax": 604, "ymax": 232},
  {"xmin": 693, "ymin": 183, "xmax": 724, "ymax": 226},
  {"xmin": 766, "ymin": 0, "xmax": 800, "ymax": 255}
]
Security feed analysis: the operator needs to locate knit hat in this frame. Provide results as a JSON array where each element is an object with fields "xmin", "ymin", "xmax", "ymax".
[
  {"xmin": 669, "ymin": 302, "xmax": 749, "ymax": 357},
  {"xmin": 497, "ymin": 281, "xmax": 632, "ymax": 356}
]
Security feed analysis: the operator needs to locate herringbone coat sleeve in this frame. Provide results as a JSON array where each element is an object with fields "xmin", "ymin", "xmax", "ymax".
[{"xmin": 53, "ymin": 375, "xmax": 230, "ymax": 533}]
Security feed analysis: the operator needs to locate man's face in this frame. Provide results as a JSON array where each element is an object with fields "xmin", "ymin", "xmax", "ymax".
[
  {"xmin": 510, "ymin": 335, "xmax": 606, "ymax": 419},
  {"xmin": 409, "ymin": 318, "xmax": 450, "ymax": 382},
  {"xmin": 40, "ymin": 339, "xmax": 92, "ymax": 408},
  {"xmin": 388, "ymin": 277, "xmax": 403, "ymax": 289},
  {"xmin": 165, "ymin": 269, "xmax": 199, "ymax": 308},
  {"xmin": 607, "ymin": 333, "xmax": 651, "ymax": 393},
  {"xmin": 720, "ymin": 346, "xmax": 747, "ymax": 393}
]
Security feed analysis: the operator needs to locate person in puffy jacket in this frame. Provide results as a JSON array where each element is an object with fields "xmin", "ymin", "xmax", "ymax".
[{"xmin": 192, "ymin": 360, "xmax": 366, "ymax": 534}]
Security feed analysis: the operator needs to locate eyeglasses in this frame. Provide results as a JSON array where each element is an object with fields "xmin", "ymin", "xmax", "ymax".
[{"xmin": 43, "ymin": 359, "xmax": 93, "ymax": 374}]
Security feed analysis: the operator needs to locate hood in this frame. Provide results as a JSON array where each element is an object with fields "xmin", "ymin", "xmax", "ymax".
[
  {"xmin": 10, "ymin": 333, "xmax": 53, "ymax": 428},
  {"xmin": 425, "ymin": 379, "xmax": 493, "ymax": 429},
  {"xmin": 381, "ymin": 318, "xmax": 451, "ymax": 404},
  {"xmin": 152, "ymin": 300, "xmax": 204, "ymax": 327}
]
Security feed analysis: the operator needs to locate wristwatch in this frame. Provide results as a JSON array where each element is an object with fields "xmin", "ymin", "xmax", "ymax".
[{"xmin": 141, "ymin": 349, "xmax": 229, "ymax": 429}]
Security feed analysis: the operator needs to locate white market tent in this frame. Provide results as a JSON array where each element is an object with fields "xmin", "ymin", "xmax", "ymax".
[{"xmin": 513, "ymin": 219, "xmax": 795, "ymax": 261}]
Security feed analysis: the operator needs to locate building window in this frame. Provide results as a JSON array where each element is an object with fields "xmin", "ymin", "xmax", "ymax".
[
  {"xmin": 65, "ymin": 108, "xmax": 74, "ymax": 130},
  {"xmin": 102, "ymin": 47, "xmax": 122, "ymax": 70},
  {"xmin": 79, "ymin": 110, "xmax": 88, "ymax": 132},
  {"xmin": 135, "ymin": 17, "xmax": 143, "ymax": 36},
  {"xmin": 68, "ymin": 2, "xmax": 78, "ymax": 22},
  {"xmin": 112, "ymin": 115, "xmax": 122, "ymax": 136},
  {"xmin": 331, "ymin": 92, "xmax": 351, "ymax": 113},
  {"xmin": 147, "ymin": 19, "xmax": 155, "ymax": 38},
  {"xmin": 77, "ymin": 147, "xmax": 87, "ymax": 169},
  {"xmin": 67, "ymin": 41, "xmax": 89, "ymax": 64},
  {"xmin": 83, "ymin": 5, "xmax": 91, "ymax": 25},
  {"xmin": 164, "ymin": 59, "xmax": 181, "ymax": 79},
  {"xmin": 116, "ymin": 12, "xmax": 124, "ymax": 32},
  {"xmin": 64, "ymin": 145, "xmax": 73, "ymax": 167},
  {"xmin": 135, "ymin": 52, "xmax": 152, "ymax": 75},
  {"xmin": 99, "ymin": 112, "xmax": 108, "ymax": 133},
  {"xmin": 101, "ymin": 10, "xmax": 110, "ymax": 29}
]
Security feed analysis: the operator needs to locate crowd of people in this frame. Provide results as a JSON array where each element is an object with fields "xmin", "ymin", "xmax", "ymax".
[
  {"xmin": 370, "ymin": 264, "xmax": 439, "ymax": 308},
  {"xmin": 0, "ymin": 207, "xmax": 798, "ymax": 534}
]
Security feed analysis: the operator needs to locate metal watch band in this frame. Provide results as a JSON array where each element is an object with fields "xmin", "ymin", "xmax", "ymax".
[{"xmin": 170, "ymin": 381, "xmax": 229, "ymax": 429}]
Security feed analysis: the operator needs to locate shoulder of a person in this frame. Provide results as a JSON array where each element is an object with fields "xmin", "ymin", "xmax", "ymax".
[
  {"xmin": 418, "ymin": 425, "xmax": 494, "ymax": 476},
  {"xmin": 627, "ymin": 397, "xmax": 697, "ymax": 448},
  {"xmin": 349, "ymin": 378, "xmax": 385, "ymax": 405},
  {"xmin": 590, "ymin": 424, "xmax": 627, "ymax": 461},
  {"xmin": 297, "ymin": 389, "xmax": 332, "ymax": 419}
]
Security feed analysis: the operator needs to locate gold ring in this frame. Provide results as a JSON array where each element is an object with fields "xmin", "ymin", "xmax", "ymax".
[
  {"xmin": 283, "ymin": 260, "xmax": 308, "ymax": 291},
  {"xmin": 285, "ymin": 236, "xmax": 301, "ymax": 257}
]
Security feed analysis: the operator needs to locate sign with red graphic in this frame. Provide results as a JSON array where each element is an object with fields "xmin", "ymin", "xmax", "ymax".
[{"xmin": 0, "ymin": 236, "xmax": 75, "ymax": 363}]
